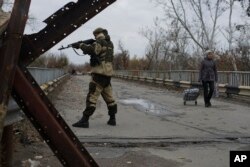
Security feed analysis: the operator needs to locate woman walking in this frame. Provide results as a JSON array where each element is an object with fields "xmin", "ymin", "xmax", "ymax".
[{"xmin": 199, "ymin": 50, "xmax": 218, "ymax": 107}]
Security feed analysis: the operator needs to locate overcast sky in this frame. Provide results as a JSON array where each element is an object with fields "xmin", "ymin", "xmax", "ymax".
[{"xmin": 24, "ymin": 0, "xmax": 163, "ymax": 64}]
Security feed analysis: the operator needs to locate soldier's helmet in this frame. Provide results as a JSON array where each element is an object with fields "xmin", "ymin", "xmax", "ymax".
[{"xmin": 93, "ymin": 27, "xmax": 105, "ymax": 36}]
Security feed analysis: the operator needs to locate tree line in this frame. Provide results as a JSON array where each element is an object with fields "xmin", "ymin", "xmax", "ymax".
[
  {"xmin": 92, "ymin": 0, "xmax": 250, "ymax": 72},
  {"xmin": 133, "ymin": 0, "xmax": 250, "ymax": 71},
  {"xmin": 29, "ymin": 53, "xmax": 69, "ymax": 69},
  {"xmin": 112, "ymin": 42, "xmax": 250, "ymax": 71},
  {"xmin": 3, "ymin": 0, "xmax": 250, "ymax": 72}
]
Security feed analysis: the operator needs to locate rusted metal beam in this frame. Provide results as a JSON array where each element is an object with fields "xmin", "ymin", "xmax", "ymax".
[
  {"xmin": 1, "ymin": 125, "xmax": 13, "ymax": 167},
  {"xmin": 3, "ymin": 0, "xmax": 116, "ymax": 166},
  {"xmin": 19, "ymin": 0, "xmax": 116, "ymax": 66},
  {"xmin": 12, "ymin": 66, "xmax": 98, "ymax": 166},
  {"xmin": 0, "ymin": 0, "xmax": 30, "ymax": 164},
  {"xmin": 0, "ymin": 0, "xmax": 3, "ymax": 8}
]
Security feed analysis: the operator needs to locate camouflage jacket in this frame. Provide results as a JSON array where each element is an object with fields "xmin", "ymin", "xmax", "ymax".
[{"xmin": 80, "ymin": 33, "xmax": 114, "ymax": 77}]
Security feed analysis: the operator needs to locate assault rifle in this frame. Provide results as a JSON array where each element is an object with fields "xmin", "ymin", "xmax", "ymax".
[
  {"xmin": 58, "ymin": 38, "xmax": 95, "ymax": 50},
  {"xmin": 59, "ymin": 38, "xmax": 100, "ymax": 66}
]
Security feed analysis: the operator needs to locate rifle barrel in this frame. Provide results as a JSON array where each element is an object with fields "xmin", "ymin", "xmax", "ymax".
[{"xmin": 58, "ymin": 46, "xmax": 70, "ymax": 50}]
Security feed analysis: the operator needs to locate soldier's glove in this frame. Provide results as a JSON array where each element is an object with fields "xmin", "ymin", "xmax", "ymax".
[
  {"xmin": 80, "ymin": 44, "xmax": 95, "ymax": 55},
  {"xmin": 79, "ymin": 43, "xmax": 88, "ymax": 50}
]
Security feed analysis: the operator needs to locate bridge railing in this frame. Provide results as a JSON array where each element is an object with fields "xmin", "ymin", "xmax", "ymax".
[
  {"xmin": 28, "ymin": 67, "xmax": 66, "ymax": 85},
  {"xmin": 115, "ymin": 70, "xmax": 250, "ymax": 87}
]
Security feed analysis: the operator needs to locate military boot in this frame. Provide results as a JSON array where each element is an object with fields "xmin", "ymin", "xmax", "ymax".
[
  {"xmin": 107, "ymin": 104, "xmax": 117, "ymax": 126},
  {"xmin": 72, "ymin": 115, "xmax": 89, "ymax": 128},
  {"xmin": 107, "ymin": 115, "xmax": 116, "ymax": 126},
  {"xmin": 72, "ymin": 106, "xmax": 95, "ymax": 128}
]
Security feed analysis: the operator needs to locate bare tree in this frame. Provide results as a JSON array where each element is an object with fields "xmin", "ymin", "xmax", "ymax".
[
  {"xmin": 29, "ymin": 52, "xmax": 69, "ymax": 68},
  {"xmin": 140, "ymin": 16, "xmax": 192, "ymax": 70},
  {"xmin": 155, "ymin": 0, "xmax": 226, "ymax": 51},
  {"xmin": 164, "ymin": 19, "xmax": 190, "ymax": 70},
  {"xmin": 218, "ymin": 0, "xmax": 238, "ymax": 72},
  {"xmin": 235, "ymin": 23, "xmax": 250, "ymax": 70},
  {"xmin": 237, "ymin": 0, "xmax": 250, "ymax": 16},
  {"xmin": 153, "ymin": 0, "xmax": 248, "ymax": 71},
  {"xmin": 140, "ymin": 18, "xmax": 165, "ymax": 70},
  {"xmin": 118, "ymin": 41, "xmax": 130, "ymax": 69},
  {"xmin": 228, "ymin": 0, "xmax": 236, "ymax": 68},
  {"xmin": 113, "ymin": 41, "xmax": 130, "ymax": 70},
  {"xmin": 233, "ymin": 0, "xmax": 250, "ymax": 71},
  {"xmin": 217, "ymin": 0, "xmax": 250, "ymax": 72}
]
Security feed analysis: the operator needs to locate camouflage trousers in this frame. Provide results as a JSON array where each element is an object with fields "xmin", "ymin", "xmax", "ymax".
[{"xmin": 83, "ymin": 74, "xmax": 117, "ymax": 117}]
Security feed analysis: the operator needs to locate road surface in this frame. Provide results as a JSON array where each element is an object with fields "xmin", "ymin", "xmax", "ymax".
[{"xmin": 52, "ymin": 75, "xmax": 250, "ymax": 167}]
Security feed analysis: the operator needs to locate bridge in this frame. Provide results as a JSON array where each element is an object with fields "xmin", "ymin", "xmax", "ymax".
[
  {"xmin": 52, "ymin": 74, "xmax": 250, "ymax": 166},
  {"xmin": 2, "ymin": 68, "xmax": 249, "ymax": 166},
  {"xmin": 1, "ymin": 0, "xmax": 250, "ymax": 166}
]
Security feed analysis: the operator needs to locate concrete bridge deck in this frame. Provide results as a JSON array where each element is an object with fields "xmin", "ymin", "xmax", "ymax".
[{"xmin": 53, "ymin": 75, "xmax": 250, "ymax": 167}]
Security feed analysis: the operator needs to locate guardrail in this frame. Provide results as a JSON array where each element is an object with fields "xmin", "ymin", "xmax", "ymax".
[
  {"xmin": 114, "ymin": 70, "xmax": 250, "ymax": 97},
  {"xmin": 115, "ymin": 70, "xmax": 250, "ymax": 87},
  {"xmin": 5, "ymin": 67, "xmax": 67, "ymax": 127},
  {"xmin": 28, "ymin": 67, "xmax": 66, "ymax": 85}
]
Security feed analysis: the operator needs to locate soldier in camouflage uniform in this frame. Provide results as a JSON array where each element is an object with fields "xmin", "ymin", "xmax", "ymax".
[{"xmin": 72, "ymin": 28, "xmax": 117, "ymax": 128}]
